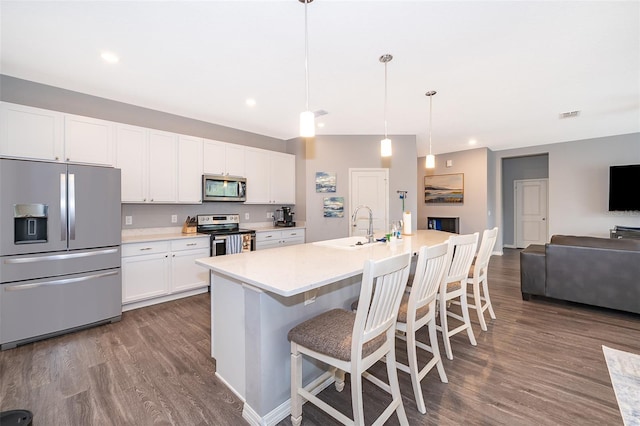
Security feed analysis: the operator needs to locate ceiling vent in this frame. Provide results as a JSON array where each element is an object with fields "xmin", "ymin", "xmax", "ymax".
[{"xmin": 559, "ymin": 110, "xmax": 580, "ymax": 119}]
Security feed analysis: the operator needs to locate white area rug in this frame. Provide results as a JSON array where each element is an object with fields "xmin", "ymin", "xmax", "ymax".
[{"xmin": 603, "ymin": 345, "xmax": 640, "ymax": 426}]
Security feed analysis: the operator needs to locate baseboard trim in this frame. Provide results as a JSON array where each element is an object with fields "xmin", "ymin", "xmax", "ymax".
[{"xmin": 241, "ymin": 375, "xmax": 335, "ymax": 426}]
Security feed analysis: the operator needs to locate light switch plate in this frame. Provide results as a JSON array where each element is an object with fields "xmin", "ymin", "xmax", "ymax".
[
  {"xmin": 245, "ymin": 213, "xmax": 250, "ymax": 220},
  {"xmin": 125, "ymin": 216, "xmax": 132, "ymax": 225},
  {"xmin": 171, "ymin": 214, "xmax": 177, "ymax": 223}
]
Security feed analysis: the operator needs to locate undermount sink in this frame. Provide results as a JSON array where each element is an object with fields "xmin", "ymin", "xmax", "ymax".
[{"xmin": 313, "ymin": 236, "xmax": 382, "ymax": 250}]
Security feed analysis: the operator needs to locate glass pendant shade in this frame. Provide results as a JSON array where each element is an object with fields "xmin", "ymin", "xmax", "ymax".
[
  {"xmin": 426, "ymin": 153, "xmax": 435, "ymax": 168},
  {"xmin": 381, "ymin": 138, "xmax": 392, "ymax": 157},
  {"xmin": 300, "ymin": 111, "xmax": 315, "ymax": 137}
]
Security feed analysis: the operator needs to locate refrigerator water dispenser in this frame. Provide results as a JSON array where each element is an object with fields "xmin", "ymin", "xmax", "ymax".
[{"xmin": 14, "ymin": 204, "xmax": 48, "ymax": 244}]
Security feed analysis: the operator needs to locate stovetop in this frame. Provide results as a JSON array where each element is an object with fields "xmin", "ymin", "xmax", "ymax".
[{"xmin": 196, "ymin": 214, "xmax": 254, "ymax": 236}]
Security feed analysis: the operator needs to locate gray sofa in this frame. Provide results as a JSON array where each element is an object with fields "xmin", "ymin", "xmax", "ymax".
[{"xmin": 520, "ymin": 235, "xmax": 640, "ymax": 314}]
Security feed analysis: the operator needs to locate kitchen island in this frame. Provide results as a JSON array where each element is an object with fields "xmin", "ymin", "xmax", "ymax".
[{"xmin": 195, "ymin": 230, "xmax": 452, "ymax": 426}]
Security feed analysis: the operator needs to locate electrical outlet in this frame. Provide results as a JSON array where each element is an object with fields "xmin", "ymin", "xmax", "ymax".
[
  {"xmin": 267, "ymin": 212, "xmax": 274, "ymax": 219},
  {"xmin": 125, "ymin": 216, "xmax": 132, "ymax": 225},
  {"xmin": 171, "ymin": 214, "xmax": 178, "ymax": 223},
  {"xmin": 304, "ymin": 289, "xmax": 318, "ymax": 305},
  {"xmin": 245, "ymin": 213, "xmax": 250, "ymax": 220}
]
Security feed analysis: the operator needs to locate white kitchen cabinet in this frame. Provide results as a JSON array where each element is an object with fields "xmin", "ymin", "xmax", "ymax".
[
  {"xmin": 244, "ymin": 147, "xmax": 296, "ymax": 205},
  {"xmin": 203, "ymin": 139, "xmax": 245, "ymax": 177},
  {"xmin": 0, "ymin": 102, "xmax": 64, "ymax": 161},
  {"xmin": 170, "ymin": 238, "xmax": 210, "ymax": 293},
  {"xmin": 122, "ymin": 241, "xmax": 171, "ymax": 304},
  {"xmin": 177, "ymin": 135, "xmax": 203, "ymax": 203},
  {"xmin": 116, "ymin": 124, "xmax": 148, "ymax": 202},
  {"xmin": 64, "ymin": 114, "xmax": 115, "ymax": 166},
  {"xmin": 122, "ymin": 236, "xmax": 210, "ymax": 311},
  {"xmin": 255, "ymin": 228, "xmax": 305, "ymax": 250},
  {"xmin": 148, "ymin": 130, "xmax": 177, "ymax": 203}
]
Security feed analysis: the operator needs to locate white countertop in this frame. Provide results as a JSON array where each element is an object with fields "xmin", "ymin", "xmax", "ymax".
[
  {"xmin": 196, "ymin": 230, "xmax": 452, "ymax": 297},
  {"xmin": 122, "ymin": 227, "xmax": 209, "ymax": 244}
]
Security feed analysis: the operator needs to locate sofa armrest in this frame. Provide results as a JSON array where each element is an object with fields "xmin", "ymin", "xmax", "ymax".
[{"xmin": 520, "ymin": 244, "xmax": 546, "ymax": 299}]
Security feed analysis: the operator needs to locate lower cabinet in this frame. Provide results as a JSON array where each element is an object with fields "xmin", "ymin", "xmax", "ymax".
[
  {"xmin": 122, "ymin": 237, "xmax": 209, "ymax": 311},
  {"xmin": 256, "ymin": 228, "xmax": 305, "ymax": 250}
]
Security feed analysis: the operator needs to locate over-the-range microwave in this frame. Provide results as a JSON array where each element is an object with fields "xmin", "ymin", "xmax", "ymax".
[{"xmin": 202, "ymin": 175, "xmax": 246, "ymax": 202}]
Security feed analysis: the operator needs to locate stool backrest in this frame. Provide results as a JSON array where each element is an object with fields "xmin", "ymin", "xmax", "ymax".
[
  {"xmin": 443, "ymin": 233, "xmax": 479, "ymax": 288},
  {"xmin": 475, "ymin": 227, "xmax": 499, "ymax": 277},
  {"xmin": 353, "ymin": 252, "xmax": 411, "ymax": 360},
  {"xmin": 408, "ymin": 243, "xmax": 449, "ymax": 318}
]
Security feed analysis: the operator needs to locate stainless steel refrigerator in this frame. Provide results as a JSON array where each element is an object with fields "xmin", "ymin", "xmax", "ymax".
[{"xmin": 0, "ymin": 158, "xmax": 122, "ymax": 350}]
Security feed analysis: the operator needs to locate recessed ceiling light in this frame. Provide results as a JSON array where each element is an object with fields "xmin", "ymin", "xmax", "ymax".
[
  {"xmin": 468, "ymin": 139, "xmax": 477, "ymax": 145},
  {"xmin": 101, "ymin": 51, "xmax": 119, "ymax": 64},
  {"xmin": 245, "ymin": 98, "xmax": 256, "ymax": 107}
]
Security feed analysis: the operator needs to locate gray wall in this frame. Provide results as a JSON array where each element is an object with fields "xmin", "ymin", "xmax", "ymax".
[
  {"xmin": 417, "ymin": 148, "xmax": 490, "ymax": 236},
  {"xmin": 292, "ymin": 135, "xmax": 418, "ymax": 243},
  {"xmin": 501, "ymin": 154, "xmax": 549, "ymax": 246},
  {"xmin": 493, "ymin": 133, "xmax": 640, "ymax": 250},
  {"xmin": 0, "ymin": 75, "xmax": 291, "ymax": 229}
]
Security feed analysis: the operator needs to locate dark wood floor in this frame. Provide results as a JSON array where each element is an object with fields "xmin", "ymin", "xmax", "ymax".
[{"xmin": 1, "ymin": 249, "xmax": 639, "ymax": 425}]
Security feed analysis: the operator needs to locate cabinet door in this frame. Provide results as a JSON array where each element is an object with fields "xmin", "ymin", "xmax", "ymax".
[
  {"xmin": 0, "ymin": 102, "xmax": 63, "ymax": 161},
  {"xmin": 270, "ymin": 152, "xmax": 296, "ymax": 204},
  {"xmin": 177, "ymin": 135, "xmax": 203, "ymax": 203},
  {"xmin": 122, "ymin": 253, "xmax": 170, "ymax": 303},
  {"xmin": 203, "ymin": 139, "xmax": 226, "ymax": 175},
  {"xmin": 148, "ymin": 130, "xmax": 177, "ymax": 203},
  {"xmin": 244, "ymin": 148, "xmax": 271, "ymax": 204},
  {"xmin": 225, "ymin": 144, "xmax": 245, "ymax": 177},
  {"xmin": 171, "ymin": 248, "xmax": 210, "ymax": 293},
  {"xmin": 116, "ymin": 124, "xmax": 148, "ymax": 203},
  {"xmin": 64, "ymin": 114, "xmax": 115, "ymax": 166}
]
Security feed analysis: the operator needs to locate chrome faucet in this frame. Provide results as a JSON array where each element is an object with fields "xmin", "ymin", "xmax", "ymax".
[{"xmin": 351, "ymin": 205, "xmax": 375, "ymax": 244}]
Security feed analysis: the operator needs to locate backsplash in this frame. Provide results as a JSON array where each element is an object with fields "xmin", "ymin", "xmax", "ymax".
[{"xmin": 121, "ymin": 203, "xmax": 294, "ymax": 229}]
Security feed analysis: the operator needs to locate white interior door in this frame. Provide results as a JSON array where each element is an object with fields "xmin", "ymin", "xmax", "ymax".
[
  {"xmin": 515, "ymin": 179, "xmax": 548, "ymax": 248},
  {"xmin": 349, "ymin": 168, "xmax": 389, "ymax": 237}
]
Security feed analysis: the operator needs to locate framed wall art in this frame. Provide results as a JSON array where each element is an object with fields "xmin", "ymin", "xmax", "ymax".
[
  {"xmin": 323, "ymin": 197, "xmax": 344, "ymax": 217},
  {"xmin": 424, "ymin": 173, "xmax": 464, "ymax": 204},
  {"xmin": 315, "ymin": 172, "xmax": 336, "ymax": 193}
]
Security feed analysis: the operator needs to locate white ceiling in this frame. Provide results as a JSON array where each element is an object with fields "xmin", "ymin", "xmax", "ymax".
[{"xmin": 1, "ymin": 1, "xmax": 639, "ymax": 156}]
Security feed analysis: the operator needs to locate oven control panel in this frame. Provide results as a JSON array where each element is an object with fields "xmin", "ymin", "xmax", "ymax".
[{"xmin": 197, "ymin": 214, "xmax": 240, "ymax": 226}]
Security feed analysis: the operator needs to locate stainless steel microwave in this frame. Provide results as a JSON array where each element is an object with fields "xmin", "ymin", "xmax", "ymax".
[{"xmin": 202, "ymin": 175, "xmax": 246, "ymax": 202}]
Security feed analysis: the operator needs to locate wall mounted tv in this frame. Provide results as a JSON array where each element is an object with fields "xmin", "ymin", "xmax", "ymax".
[{"xmin": 609, "ymin": 164, "xmax": 640, "ymax": 211}]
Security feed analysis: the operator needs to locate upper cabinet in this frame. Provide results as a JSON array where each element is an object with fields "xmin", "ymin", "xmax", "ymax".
[
  {"xmin": 116, "ymin": 126, "xmax": 178, "ymax": 204},
  {"xmin": 245, "ymin": 147, "xmax": 296, "ymax": 205},
  {"xmin": 0, "ymin": 102, "xmax": 64, "ymax": 161},
  {"xmin": 64, "ymin": 114, "xmax": 115, "ymax": 166},
  {"xmin": 203, "ymin": 139, "xmax": 245, "ymax": 177},
  {"xmin": 177, "ymin": 135, "xmax": 203, "ymax": 203},
  {"xmin": 116, "ymin": 124, "xmax": 147, "ymax": 202}
]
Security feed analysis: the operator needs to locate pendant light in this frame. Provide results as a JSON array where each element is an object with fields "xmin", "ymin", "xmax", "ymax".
[
  {"xmin": 299, "ymin": 0, "xmax": 315, "ymax": 137},
  {"xmin": 380, "ymin": 54, "xmax": 393, "ymax": 157},
  {"xmin": 425, "ymin": 90, "xmax": 437, "ymax": 168}
]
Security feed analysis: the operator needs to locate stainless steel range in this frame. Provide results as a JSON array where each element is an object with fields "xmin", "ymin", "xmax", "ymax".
[{"xmin": 197, "ymin": 214, "xmax": 255, "ymax": 256}]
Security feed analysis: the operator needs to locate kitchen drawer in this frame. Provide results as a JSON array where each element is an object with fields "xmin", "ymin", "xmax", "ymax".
[
  {"xmin": 122, "ymin": 241, "xmax": 170, "ymax": 257},
  {"xmin": 256, "ymin": 231, "xmax": 279, "ymax": 242},
  {"xmin": 170, "ymin": 237, "xmax": 209, "ymax": 252},
  {"xmin": 282, "ymin": 229, "xmax": 304, "ymax": 239}
]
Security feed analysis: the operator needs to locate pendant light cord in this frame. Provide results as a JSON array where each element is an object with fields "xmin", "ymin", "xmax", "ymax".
[
  {"xmin": 304, "ymin": 0, "xmax": 310, "ymax": 112},
  {"xmin": 384, "ymin": 60, "xmax": 388, "ymax": 139},
  {"xmin": 428, "ymin": 94, "xmax": 432, "ymax": 154}
]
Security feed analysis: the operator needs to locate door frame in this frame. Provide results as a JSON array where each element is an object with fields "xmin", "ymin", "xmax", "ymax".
[
  {"xmin": 348, "ymin": 168, "xmax": 389, "ymax": 236},
  {"xmin": 514, "ymin": 178, "xmax": 548, "ymax": 248}
]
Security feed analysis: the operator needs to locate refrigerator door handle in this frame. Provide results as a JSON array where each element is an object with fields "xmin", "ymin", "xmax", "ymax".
[
  {"xmin": 4, "ymin": 270, "xmax": 119, "ymax": 291},
  {"xmin": 3, "ymin": 248, "xmax": 119, "ymax": 264},
  {"xmin": 69, "ymin": 173, "xmax": 76, "ymax": 240},
  {"xmin": 60, "ymin": 173, "xmax": 67, "ymax": 241}
]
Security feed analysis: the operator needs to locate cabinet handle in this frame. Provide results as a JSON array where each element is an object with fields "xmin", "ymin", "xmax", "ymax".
[
  {"xmin": 265, "ymin": 235, "xmax": 272, "ymax": 239},
  {"xmin": 150, "ymin": 198, "xmax": 154, "ymax": 202},
  {"xmin": 165, "ymin": 255, "xmax": 168, "ymax": 258},
  {"xmin": 143, "ymin": 198, "xmax": 146, "ymax": 202},
  {"xmin": 139, "ymin": 247, "xmax": 153, "ymax": 251},
  {"xmin": 173, "ymin": 254, "xmax": 176, "ymax": 257},
  {"xmin": 55, "ymin": 156, "xmax": 59, "ymax": 160},
  {"xmin": 186, "ymin": 243, "xmax": 197, "ymax": 246},
  {"xmin": 291, "ymin": 233, "xmax": 297, "ymax": 236},
  {"xmin": 66, "ymin": 158, "xmax": 70, "ymax": 161}
]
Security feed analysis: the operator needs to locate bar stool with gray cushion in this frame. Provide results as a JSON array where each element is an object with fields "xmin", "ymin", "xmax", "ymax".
[
  {"xmin": 465, "ymin": 227, "xmax": 499, "ymax": 331},
  {"xmin": 393, "ymin": 242, "xmax": 449, "ymax": 414},
  {"xmin": 437, "ymin": 232, "xmax": 479, "ymax": 360},
  {"xmin": 288, "ymin": 252, "xmax": 412, "ymax": 426}
]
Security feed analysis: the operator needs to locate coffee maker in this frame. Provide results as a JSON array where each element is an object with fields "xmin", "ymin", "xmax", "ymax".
[{"xmin": 274, "ymin": 207, "xmax": 295, "ymax": 227}]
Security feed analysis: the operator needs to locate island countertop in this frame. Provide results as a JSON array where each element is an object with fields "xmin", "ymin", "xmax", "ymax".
[{"xmin": 196, "ymin": 229, "xmax": 452, "ymax": 297}]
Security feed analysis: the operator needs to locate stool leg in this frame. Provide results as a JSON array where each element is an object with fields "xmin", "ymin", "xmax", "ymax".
[
  {"xmin": 351, "ymin": 368, "xmax": 365, "ymax": 425},
  {"xmin": 439, "ymin": 296, "xmax": 453, "ymax": 360},
  {"xmin": 428, "ymin": 318, "xmax": 448, "ymax": 383},
  {"xmin": 334, "ymin": 368, "xmax": 345, "ymax": 392},
  {"xmin": 290, "ymin": 344, "xmax": 303, "ymax": 426},
  {"xmin": 483, "ymin": 279, "xmax": 496, "ymax": 320},
  {"xmin": 406, "ymin": 323, "xmax": 426, "ymax": 414},
  {"xmin": 474, "ymin": 277, "xmax": 487, "ymax": 331},
  {"xmin": 460, "ymin": 292, "xmax": 477, "ymax": 346},
  {"xmin": 386, "ymin": 340, "xmax": 409, "ymax": 425}
]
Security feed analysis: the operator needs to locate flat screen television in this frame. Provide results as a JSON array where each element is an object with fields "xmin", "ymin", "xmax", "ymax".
[{"xmin": 609, "ymin": 164, "xmax": 640, "ymax": 211}]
